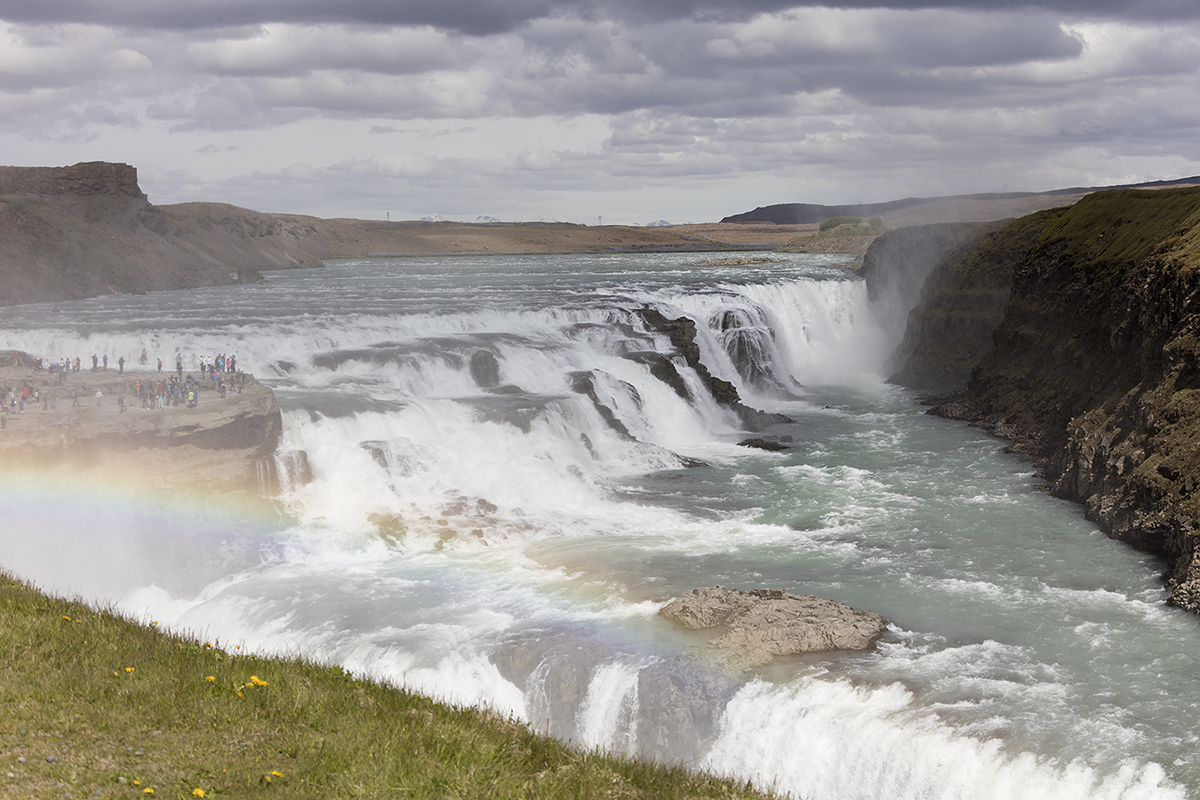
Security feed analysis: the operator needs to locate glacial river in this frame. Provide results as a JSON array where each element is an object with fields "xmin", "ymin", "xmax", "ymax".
[{"xmin": 0, "ymin": 253, "xmax": 1196, "ymax": 799}]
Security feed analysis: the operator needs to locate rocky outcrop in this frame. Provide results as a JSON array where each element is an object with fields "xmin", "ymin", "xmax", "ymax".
[
  {"xmin": 490, "ymin": 630, "xmax": 614, "ymax": 743},
  {"xmin": 635, "ymin": 652, "xmax": 740, "ymax": 765},
  {"xmin": 635, "ymin": 308, "xmax": 791, "ymax": 430},
  {"xmin": 0, "ymin": 164, "xmax": 283, "ymax": 303},
  {"xmin": 490, "ymin": 628, "xmax": 741, "ymax": 766},
  {"xmin": 0, "ymin": 363, "xmax": 284, "ymax": 496},
  {"xmin": 659, "ymin": 586, "xmax": 886, "ymax": 667},
  {"xmin": 469, "ymin": 350, "xmax": 501, "ymax": 388},
  {"xmin": 569, "ymin": 371, "xmax": 635, "ymax": 440},
  {"xmin": 0, "ymin": 162, "xmax": 147, "ymax": 211},
  {"xmin": 911, "ymin": 187, "xmax": 1200, "ymax": 612},
  {"xmin": 737, "ymin": 436, "xmax": 792, "ymax": 451}
]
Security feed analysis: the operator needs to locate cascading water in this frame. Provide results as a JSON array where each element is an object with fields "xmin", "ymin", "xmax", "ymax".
[{"xmin": 0, "ymin": 252, "xmax": 1194, "ymax": 800}]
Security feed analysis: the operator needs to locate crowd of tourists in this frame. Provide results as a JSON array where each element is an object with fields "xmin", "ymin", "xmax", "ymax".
[{"xmin": 1, "ymin": 350, "xmax": 247, "ymax": 429}]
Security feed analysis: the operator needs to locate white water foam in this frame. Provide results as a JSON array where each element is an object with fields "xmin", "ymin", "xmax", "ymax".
[
  {"xmin": 576, "ymin": 661, "xmax": 644, "ymax": 755},
  {"xmin": 704, "ymin": 679, "xmax": 1185, "ymax": 800}
]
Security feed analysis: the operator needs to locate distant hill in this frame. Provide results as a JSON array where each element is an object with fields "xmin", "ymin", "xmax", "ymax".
[
  {"xmin": 0, "ymin": 162, "xmax": 810, "ymax": 306},
  {"xmin": 721, "ymin": 176, "xmax": 1200, "ymax": 225}
]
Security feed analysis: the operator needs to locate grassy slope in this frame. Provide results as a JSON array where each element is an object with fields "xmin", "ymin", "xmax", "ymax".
[
  {"xmin": 1, "ymin": 571, "xmax": 777, "ymax": 800},
  {"xmin": 1033, "ymin": 187, "xmax": 1200, "ymax": 282}
]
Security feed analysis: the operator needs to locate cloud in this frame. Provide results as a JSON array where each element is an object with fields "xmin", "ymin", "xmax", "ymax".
[
  {"xmin": 1, "ymin": 0, "xmax": 1196, "ymax": 37},
  {"xmin": 0, "ymin": 0, "xmax": 556, "ymax": 37},
  {"xmin": 1, "ymin": 2, "xmax": 1199, "ymax": 222},
  {"xmin": 184, "ymin": 24, "xmax": 473, "ymax": 77}
]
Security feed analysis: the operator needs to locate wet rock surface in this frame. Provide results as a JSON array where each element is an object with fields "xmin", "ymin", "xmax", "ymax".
[
  {"xmin": 660, "ymin": 586, "xmax": 886, "ymax": 667},
  {"xmin": 737, "ymin": 436, "xmax": 792, "ymax": 451},
  {"xmin": 635, "ymin": 652, "xmax": 740, "ymax": 764},
  {"xmin": 635, "ymin": 308, "xmax": 791, "ymax": 430}
]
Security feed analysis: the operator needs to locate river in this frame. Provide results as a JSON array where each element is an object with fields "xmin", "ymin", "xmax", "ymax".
[{"xmin": 0, "ymin": 252, "xmax": 1195, "ymax": 799}]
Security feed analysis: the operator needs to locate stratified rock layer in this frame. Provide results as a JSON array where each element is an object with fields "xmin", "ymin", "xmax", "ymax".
[
  {"xmin": 660, "ymin": 586, "xmax": 886, "ymax": 667},
  {"xmin": 883, "ymin": 215, "xmax": 1052, "ymax": 397}
]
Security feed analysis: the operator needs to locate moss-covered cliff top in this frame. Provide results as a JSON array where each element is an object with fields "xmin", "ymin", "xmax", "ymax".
[{"xmin": 1033, "ymin": 186, "xmax": 1200, "ymax": 278}]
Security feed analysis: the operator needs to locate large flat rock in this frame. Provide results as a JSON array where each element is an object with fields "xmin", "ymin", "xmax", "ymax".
[{"xmin": 660, "ymin": 586, "xmax": 886, "ymax": 667}]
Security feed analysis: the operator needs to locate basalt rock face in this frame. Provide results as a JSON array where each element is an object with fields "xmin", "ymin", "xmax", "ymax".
[
  {"xmin": 885, "ymin": 213, "xmax": 1060, "ymax": 397},
  {"xmin": 859, "ymin": 221, "xmax": 997, "ymax": 358},
  {"xmin": 635, "ymin": 307, "xmax": 791, "ymax": 430},
  {"xmin": 922, "ymin": 187, "xmax": 1200, "ymax": 612}
]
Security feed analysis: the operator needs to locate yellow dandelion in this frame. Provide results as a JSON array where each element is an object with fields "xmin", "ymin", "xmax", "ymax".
[
  {"xmin": 205, "ymin": 675, "xmax": 216, "ymax": 683},
  {"xmin": 204, "ymin": 642, "xmax": 213, "ymax": 648},
  {"xmin": 192, "ymin": 789, "xmax": 206, "ymax": 798},
  {"xmin": 62, "ymin": 615, "xmax": 72, "ymax": 621},
  {"xmin": 237, "ymin": 690, "xmax": 244, "ymax": 698},
  {"xmin": 125, "ymin": 667, "xmax": 135, "ymax": 673},
  {"xmin": 144, "ymin": 788, "xmax": 155, "ymax": 794},
  {"xmin": 249, "ymin": 675, "xmax": 269, "ymax": 686},
  {"xmin": 113, "ymin": 671, "xmax": 119, "ymax": 676},
  {"xmin": 133, "ymin": 781, "xmax": 141, "ymax": 786},
  {"xmin": 75, "ymin": 618, "xmax": 81, "ymax": 623},
  {"xmin": 151, "ymin": 621, "xmax": 159, "ymax": 626},
  {"xmin": 270, "ymin": 770, "xmax": 283, "ymax": 778}
]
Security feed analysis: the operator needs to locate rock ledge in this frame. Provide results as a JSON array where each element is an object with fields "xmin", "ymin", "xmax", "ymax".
[{"xmin": 660, "ymin": 586, "xmax": 886, "ymax": 666}]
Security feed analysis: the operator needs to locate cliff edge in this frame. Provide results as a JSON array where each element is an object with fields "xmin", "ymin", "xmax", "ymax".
[
  {"xmin": 885, "ymin": 187, "xmax": 1200, "ymax": 612},
  {"xmin": 0, "ymin": 360, "xmax": 284, "ymax": 496},
  {"xmin": 0, "ymin": 162, "xmax": 289, "ymax": 303}
]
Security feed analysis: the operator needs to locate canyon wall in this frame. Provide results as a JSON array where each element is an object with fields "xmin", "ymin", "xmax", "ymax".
[
  {"xmin": 885, "ymin": 187, "xmax": 1200, "ymax": 612},
  {"xmin": 882, "ymin": 213, "xmax": 1061, "ymax": 397},
  {"xmin": 859, "ymin": 221, "xmax": 994, "ymax": 375}
]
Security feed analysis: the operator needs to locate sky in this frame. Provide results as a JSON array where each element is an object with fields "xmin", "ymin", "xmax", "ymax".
[{"xmin": 1, "ymin": 0, "xmax": 1199, "ymax": 225}]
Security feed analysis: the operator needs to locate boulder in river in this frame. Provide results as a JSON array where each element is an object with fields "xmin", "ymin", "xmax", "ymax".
[{"xmin": 660, "ymin": 586, "xmax": 886, "ymax": 667}]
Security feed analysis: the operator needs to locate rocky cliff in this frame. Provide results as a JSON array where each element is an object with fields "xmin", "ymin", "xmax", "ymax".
[
  {"xmin": 886, "ymin": 186, "xmax": 1200, "ymax": 612},
  {"xmin": 883, "ymin": 212, "xmax": 1064, "ymax": 396},
  {"xmin": 859, "ymin": 221, "xmax": 998, "ymax": 383},
  {"xmin": 0, "ymin": 361, "xmax": 284, "ymax": 496},
  {"xmin": 0, "ymin": 162, "xmax": 284, "ymax": 303}
]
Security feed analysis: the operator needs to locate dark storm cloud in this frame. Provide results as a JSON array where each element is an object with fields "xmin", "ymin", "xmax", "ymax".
[
  {"xmin": 0, "ymin": 0, "xmax": 1193, "ymax": 37},
  {"xmin": 597, "ymin": 0, "xmax": 1199, "ymax": 25},
  {"xmin": 0, "ymin": 0, "xmax": 553, "ymax": 36}
]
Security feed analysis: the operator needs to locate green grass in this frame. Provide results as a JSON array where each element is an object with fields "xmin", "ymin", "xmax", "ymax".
[
  {"xmin": 1033, "ymin": 186, "xmax": 1200, "ymax": 280},
  {"xmin": 816, "ymin": 216, "xmax": 887, "ymax": 236},
  {"xmin": 1, "ymin": 570, "xmax": 779, "ymax": 800}
]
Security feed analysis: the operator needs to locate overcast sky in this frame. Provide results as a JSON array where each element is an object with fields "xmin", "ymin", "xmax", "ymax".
[{"xmin": 1, "ymin": 0, "xmax": 1198, "ymax": 224}]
